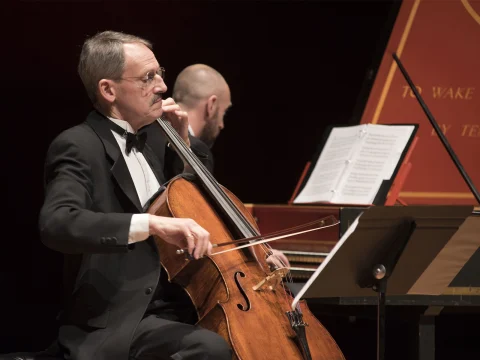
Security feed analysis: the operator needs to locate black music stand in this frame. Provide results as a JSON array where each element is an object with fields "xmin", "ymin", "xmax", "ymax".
[{"xmin": 292, "ymin": 205, "xmax": 474, "ymax": 360}]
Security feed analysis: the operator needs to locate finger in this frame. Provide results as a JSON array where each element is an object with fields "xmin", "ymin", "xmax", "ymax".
[
  {"xmin": 190, "ymin": 230, "xmax": 205, "ymax": 260},
  {"xmin": 162, "ymin": 97, "xmax": 175, "ymax": 106},
  {"xmin": 275, "ymin": 256, "xmax": 284, "ymax": 267},
  {"xmin": 162, "ymin": 104, "xmax": 182, "ymax": 113},
  {"xmin": 185, "ymin": 233, "xmax": 195, "ymax": 256},
  {"xmin": 273, "ymin": 250, "xmax": 289, "ymax": 267},
  {"xmin": 174, "ymin": 110, "xmax": 188, "ymax": 118},
  {"xmin": 266, "ymin": 255, "xmax": 280, "ymax": 268},
  {"xmin": 192, "ymin": 235, "xmax": 202, "ymax": 260},
  {"xmin": 195, "ymin": 226, "xmax": 211, "ymax": 258},
  {"xmin": 196, "ymin": 232, "xmax": 209, "ymax": 259},
  {"xmin": 279, "ymin": 254, "xmax": 290, "ymax": 267},
  {"xmin": 270, "ymin": 249, "xmax": 289, "ymax": 268},
  {"xmin": 207, "ymin": 241, "xmax": 213, "ymax": 256}
]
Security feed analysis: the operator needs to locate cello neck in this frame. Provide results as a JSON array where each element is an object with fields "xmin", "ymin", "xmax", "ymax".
[
  {"xmin": 156, "ymin": 118, "xmax": 212, "ymax": 183},
  {"xmin": 156, "ymin": 118, "xmax": 258, "ymax": 239}
]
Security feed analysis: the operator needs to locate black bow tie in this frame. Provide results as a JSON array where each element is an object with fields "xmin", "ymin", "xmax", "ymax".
[
  {"xmin": 108, "ymin": 120, "xmax": 147, "ymax": 154},
  {"xmin": 125, "ymin": 131, "xmax": 147, "ymax": 154}
]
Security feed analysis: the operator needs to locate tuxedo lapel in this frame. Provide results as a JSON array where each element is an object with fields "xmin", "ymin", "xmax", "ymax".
[
  {"xmin": 86, "ymin": 111, "xmax": 143, "ymax": 212},
  {"xmin": 111, "ymin": 156, "xmax": 143, "ymax": 212},
  {"xmin": 142, "ymin": 143, "xmax": 165, "ymax": 185}
]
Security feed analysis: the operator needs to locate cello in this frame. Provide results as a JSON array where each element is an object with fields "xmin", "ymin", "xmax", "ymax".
[{"xmin": 147, "ymin": 118, "xmax": 346, "ymax": 360}]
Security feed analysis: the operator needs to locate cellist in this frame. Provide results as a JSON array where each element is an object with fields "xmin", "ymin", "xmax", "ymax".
[{"xmin": 38, "ymin": 30, "xmax": 232, "ymax": 360}]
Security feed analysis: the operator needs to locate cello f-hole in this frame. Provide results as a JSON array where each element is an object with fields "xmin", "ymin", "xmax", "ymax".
[{"xmin": 234, "ymin": 272, "xmax": 251, "ymax": 311}]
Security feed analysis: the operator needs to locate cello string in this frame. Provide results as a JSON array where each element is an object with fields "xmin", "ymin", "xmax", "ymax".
[
  {"xmin": 158, "ymin": 119, "xmax": 259, "ymax": 238},
  {"xmin": 159, "ymin": 119, "xmax": 275, "ymax": 266}
]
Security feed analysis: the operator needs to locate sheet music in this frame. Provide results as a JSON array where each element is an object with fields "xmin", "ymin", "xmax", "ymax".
[
  {"xmin": 293, "ymin": 126, "xmax": 362, "ymax": 203},
  {"xmin": 291, "ymin": 215, "xmax": 361, "ymax": 310},
  {"xmin": 293, "ymin": 124, "xmax": 416, "ymax": 205},
  {"xmin": 363, "ymin": 124, "xmax": 415, "ymax": 180},
  {"xmin": 333, "ymin": 125, "xmax": 415, "ymax": 204}
]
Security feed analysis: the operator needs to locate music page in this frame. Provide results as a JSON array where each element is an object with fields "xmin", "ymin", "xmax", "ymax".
[
  {"xmin": 293, "ymin": 126, "xmax": 363, "ymax": 204},
  {"xmin": 333, "ymin": 124, "xmax": 415, "ymax": 204},
  {"xmin": 294, "ymin": 124, "xmax": 415, "ymax": 205}
]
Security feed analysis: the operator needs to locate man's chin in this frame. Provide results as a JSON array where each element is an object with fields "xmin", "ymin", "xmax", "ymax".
[
  {"xmin": 137, "ymin": 115, "xmax": 159, "ymax": 130},
  {"xmin": 148, "ymin": 109, "xmax": 163, "ymax": 121}
]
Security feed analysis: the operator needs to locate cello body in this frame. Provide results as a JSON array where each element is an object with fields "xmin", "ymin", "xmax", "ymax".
[{"xmin": 148, "ymin": 176, "xmax": 345, "ymax": 360}]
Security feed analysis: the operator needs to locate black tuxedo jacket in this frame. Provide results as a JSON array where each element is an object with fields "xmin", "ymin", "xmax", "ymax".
[{"xmin": 38, "ymin": 110, "xmax": 206, "ymax": 360}]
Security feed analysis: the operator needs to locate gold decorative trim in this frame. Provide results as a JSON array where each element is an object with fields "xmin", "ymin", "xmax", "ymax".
[
  {"xmin": 461, "ymin": 0, "xmax": 480, "ymax": 26},
  {"xmin": 399, "ymin": 191, "xmax": 475, "ymax": 199},
  {"xmin": 443, "ymin": 287, "xmax": 480, "ymax": 295},
  {"xmin": 372, "ymin": 0, "xmax": 422, "ymax": 124}
]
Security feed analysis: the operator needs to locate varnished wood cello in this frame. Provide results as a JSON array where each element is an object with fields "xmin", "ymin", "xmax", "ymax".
[{"xmin": 147, "ymin": 118, "xmax": 345, "ymax": 360}]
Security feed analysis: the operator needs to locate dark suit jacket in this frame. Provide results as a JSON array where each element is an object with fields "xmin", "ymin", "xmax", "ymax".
[{"xmin": 38, "ymin": 110, "xmax": 205, "ymax": 360}]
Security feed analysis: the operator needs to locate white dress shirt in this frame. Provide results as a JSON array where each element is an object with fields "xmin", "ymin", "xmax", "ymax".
[{"xmin": 108, "ymin": 118, "xmax": 161, "ymax": 243}]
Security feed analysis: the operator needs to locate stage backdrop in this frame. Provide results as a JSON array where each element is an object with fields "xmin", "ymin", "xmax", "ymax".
[{"xmin": 359, "ymin": 0, "xmax": 480, "ymax": 205}]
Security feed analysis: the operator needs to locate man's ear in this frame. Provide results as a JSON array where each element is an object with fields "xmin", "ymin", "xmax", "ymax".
[
  {"xmin": 98, "ymin": 79, "xmax": 116, "ymax": 104},
  {"xmin": 205, "ymin": 94, "xmax": 218, "ymax": 120}
]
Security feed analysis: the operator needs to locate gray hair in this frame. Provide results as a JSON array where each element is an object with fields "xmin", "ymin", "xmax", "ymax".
[{"xmin": 78, "ymin": 30, "xmax": 152, "ymax": 104}]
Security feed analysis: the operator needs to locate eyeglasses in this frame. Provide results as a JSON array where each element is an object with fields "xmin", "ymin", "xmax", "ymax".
[{"xmin": 118, "ymin": 67, "xmax": 166, "ymax": 88}]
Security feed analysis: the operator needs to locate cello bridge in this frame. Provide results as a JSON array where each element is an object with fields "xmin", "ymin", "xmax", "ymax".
[{"xmin": 252, "ymin": 267, "xmax": 289, "ymax": 291}]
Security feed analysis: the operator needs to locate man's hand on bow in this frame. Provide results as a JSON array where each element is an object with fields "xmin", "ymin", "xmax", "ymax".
[
  {"xmin": 147, "ymin": 215, "xmax": 212, "ymax": 259},
  {"xmin": 162, "ymin": 97, "xmax": 190, "ymax": 147}
]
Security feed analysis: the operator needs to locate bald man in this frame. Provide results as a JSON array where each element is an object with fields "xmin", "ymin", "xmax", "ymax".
[{"xmin": 172, "ymin": 64, "xmax": 232, "ymax": 150}]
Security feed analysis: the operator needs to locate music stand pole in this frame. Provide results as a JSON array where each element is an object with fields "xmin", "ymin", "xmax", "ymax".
[
  {"xmin": 373, "ymin": 266, "xmax": 387, "ymax": 360},
  {"xmin": 358, "ymin": 217, "xmax": 417, "ymax": 360}
]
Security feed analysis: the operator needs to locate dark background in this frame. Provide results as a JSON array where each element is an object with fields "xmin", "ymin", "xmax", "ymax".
[{"xmin": 2, "ymin": 0, "xmax": 478, "ymax": 359}]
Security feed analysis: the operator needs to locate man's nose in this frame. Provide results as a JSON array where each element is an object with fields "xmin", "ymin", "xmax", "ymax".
[{"xmin": 154, "ymin": 77, "xmax": 167, "ymax": 93}]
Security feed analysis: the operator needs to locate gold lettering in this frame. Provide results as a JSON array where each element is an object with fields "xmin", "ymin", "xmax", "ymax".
[
  {"xmin": 432, "ymin": 87, "xmax": 474, "ymax": 100},
  {"xmin": 432, "ymin": 87, "xmax": 446, "ymax": 99},
  {"xmin": 461, "ymin": 124, "xmax": 471, "ymax": 136},
  {"xmin": 431, "ymin": 124, "xmax": 452, "ymax": 136},
  {"xmin": 402, "ymin": 85, "xmax": 422, "ymax": 98},
  {"xmin": 465, "ymin": 87, "xmax": 475, "ymax": 100},
  {"xmin": 469, "ymin": 125, "xmax": 479, "ymax": 137},
  {"xmin": 446, "ymin": 88, "xmax": 454, "ymax": 99},
  {"xmin": 461, "ymin": 125, "xmax": 480, "ymax": 137},
  {"xmin": 455, "ymin": 88, "xmax": 465, "ymax": 99}
]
